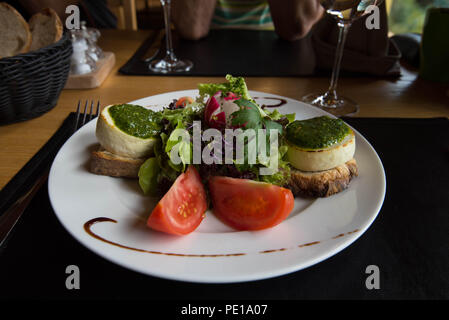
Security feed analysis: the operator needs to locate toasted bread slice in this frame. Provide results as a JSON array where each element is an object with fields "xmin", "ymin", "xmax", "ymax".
[
  {"xmin": 0, "ymin": 2, "xmax": 32, "ymax": 58},
  {"xmin": 90, "ymin": 147, "xmax": 144, "ymax": 178},
  {"xmin": 287, "ymin": 158, "xmax": 358, "ymax": 198},
  {"xmin": 29, "ymin": 8, "xmax": 63, "ymax": 51}
]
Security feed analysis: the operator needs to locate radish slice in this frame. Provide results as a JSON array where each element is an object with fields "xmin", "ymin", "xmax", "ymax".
[
  {"xmin": 209, "ymin": 111, "xmax": 226, "ymax": 129},
  {"xmin": 204, "ymin": 91, "xmax": 241, "ymax": 129},
  {"xmin": 204, "ymin": 95, "xmax": 220, "ymax": 124},
  {"xmin": 224, "ymin": 92, "xmax": 238, "ymax": 101}
]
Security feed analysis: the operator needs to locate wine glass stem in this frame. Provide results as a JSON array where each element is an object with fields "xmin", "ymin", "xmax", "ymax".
[
  {"xmin": 161, "ymin": 0, "xmax": 176, "ymax": 60},
  {"xmin": 327, "ymin": 22, "xmax": 351, "ymax": 99}
]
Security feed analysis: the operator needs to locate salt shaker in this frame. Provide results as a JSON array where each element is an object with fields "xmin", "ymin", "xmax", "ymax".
[{"xmin": 69, "ymin": 29, "xmax": 96, "ymax": 75}]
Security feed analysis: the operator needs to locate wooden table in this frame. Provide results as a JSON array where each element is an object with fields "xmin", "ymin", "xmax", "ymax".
[{"xmin": 0, "ymin": 29, "xmax": 448, "ymax": 190}]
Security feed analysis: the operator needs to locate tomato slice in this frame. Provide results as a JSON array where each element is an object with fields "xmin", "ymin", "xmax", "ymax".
[
  {"xmin": 147, "ymin": 166, "xmax": 207, "ymax": 235},
  {"xmin": 209, "ymin": 177, "xmax": 294, "ymax": 231},
  {"xmin": 175, "ymin": 96, "xmax": 194, "ymax": 108}
]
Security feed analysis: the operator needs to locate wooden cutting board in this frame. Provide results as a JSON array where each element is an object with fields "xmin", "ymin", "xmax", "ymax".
[{"xmin": 64, "ymin": 52, "xmax": 115, "ymax": 89}]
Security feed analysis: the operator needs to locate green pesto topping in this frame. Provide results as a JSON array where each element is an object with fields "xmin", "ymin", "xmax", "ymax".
[
  {"xmin": 286, "ymin": 116, "xmax": 351, "ymax": 150},
  {"xmin": 108, "ymin": 104, "xmax": 162, "ymax": 139}
]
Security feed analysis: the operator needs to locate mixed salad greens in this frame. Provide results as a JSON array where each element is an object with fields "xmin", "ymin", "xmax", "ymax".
[{"xmin": 138, "ymin": 75, "xmax": 296, "ymax": 197}]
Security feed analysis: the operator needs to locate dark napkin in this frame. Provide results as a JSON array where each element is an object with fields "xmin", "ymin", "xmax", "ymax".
[
  {"xmin": 391, "ymin": 33, "xmax": 421, "ymax": 68},
  {"xmin": 0, "ymin": 116, "xmax": 448, "ymax": 300}
]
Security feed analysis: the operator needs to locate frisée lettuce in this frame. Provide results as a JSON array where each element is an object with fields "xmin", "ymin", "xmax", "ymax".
[{"xmin": 198, "ymin": 74, "xmax": 251, "ymax": 102}]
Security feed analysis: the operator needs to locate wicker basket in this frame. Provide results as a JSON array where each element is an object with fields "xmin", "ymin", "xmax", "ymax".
[{"xmin": 0, "ymin": 32, "xmax": 72, "ymax": 125}]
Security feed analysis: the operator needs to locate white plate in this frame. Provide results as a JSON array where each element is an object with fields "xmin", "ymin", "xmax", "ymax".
[{"xmin": 49, "ymin": 90, "xmax": 386, "ymax": 283}]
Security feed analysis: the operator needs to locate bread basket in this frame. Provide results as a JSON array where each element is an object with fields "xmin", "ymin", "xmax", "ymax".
[{"xmin": 0, "ymin": 32, "xmax": 72, "ymax": 125}]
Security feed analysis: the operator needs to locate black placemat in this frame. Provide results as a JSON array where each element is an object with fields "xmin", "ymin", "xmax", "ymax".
[
  {"xmin": 119, "ymin": 29, "xmax": 317, "ymax": 77},
  {"xmin": 0, "ymin": 116, "xmax": 448, "ymax": 300}
]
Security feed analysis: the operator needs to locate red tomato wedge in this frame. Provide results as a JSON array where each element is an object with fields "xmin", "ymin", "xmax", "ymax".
[
  {"xmin": 209, "ymin": 177, "xmax": 294, "ymax": 231},
  {"xmin": 147, "ymin": 166, "xmax": 207, "ymax": 235}
]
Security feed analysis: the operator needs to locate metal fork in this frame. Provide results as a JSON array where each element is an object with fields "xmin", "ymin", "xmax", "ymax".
[
  {"xmin": 74, "ymin": 100, "xmax": 100, "ymax": 134},
  {"xmin": 0, "ymin": 101, "xmax": 100, "ymax": 248}
]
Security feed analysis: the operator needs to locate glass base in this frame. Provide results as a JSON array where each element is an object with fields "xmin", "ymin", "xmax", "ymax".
[
  {"xmin": 149, "ymin": 56, "xmax": 193, "ymax": 73},
  {"xmin": 302, "ymin": 92, "xmax": 359, "ymax": 117}
]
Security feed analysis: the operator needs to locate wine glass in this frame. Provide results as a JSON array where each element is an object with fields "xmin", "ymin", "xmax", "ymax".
[
  {"xmin": 303, "ymin": 0, "xmax": 384, "ymax": 116},
  {"xmin": 149, "ymin": 0, "xmax": 193, "ymax": 73}
]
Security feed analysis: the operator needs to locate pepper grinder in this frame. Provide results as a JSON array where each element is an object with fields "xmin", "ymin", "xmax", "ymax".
[{"xmin": 81, "ymin": 21, "xmax": 104, "ymax": 62}]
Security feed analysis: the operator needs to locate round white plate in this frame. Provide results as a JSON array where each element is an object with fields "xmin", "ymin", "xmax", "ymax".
[{"xmin": 49, "ymin": 90, "xmax": 386, "ymax": 283}]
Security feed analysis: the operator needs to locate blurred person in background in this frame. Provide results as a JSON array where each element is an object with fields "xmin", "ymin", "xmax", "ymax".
[
  {"xmin": 10, "ymin": 0, "xmax": 447, "ymax": 37},
  {"xmin": 171, "ymin": 0, "xmax": 324, "ymax": 41}
]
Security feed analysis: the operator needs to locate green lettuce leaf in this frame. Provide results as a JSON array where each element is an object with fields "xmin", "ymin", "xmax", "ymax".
[
  {"xmin": 165, "ymin": 120, "xmax": 192, "ymax": 172},
  {"xmin": 138, "ymin": 157, "xmax": 160, "ymax": 196},
  {"xmin": 160, "ymin": 102, "xmax": 203, "ymax": 128},
  {"xmin": 231, "ymin": 99, "xmax": 263, "ymax": 130},
  {"xmin": 264, "ymin": 109, "xmax": 295, "ymax": 123},
  {"xmin": 260, "ymin": 159, "xmax": 291, "ymax": 186},
  {"xmin": 198, "ymin": 74, "xmax": 252, "ymax": 101}
]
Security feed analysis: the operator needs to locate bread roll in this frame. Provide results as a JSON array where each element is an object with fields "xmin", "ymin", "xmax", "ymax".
[
  {"xmin": 29, "ymin": 8, "xmax": 63, "ymax": 52},
  {"xmin": 0, "ymin": 2, "xmax": 32, "ymax": 58}
]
